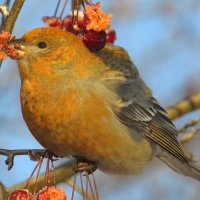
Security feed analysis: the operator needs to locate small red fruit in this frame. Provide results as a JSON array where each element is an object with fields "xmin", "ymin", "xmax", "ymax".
[
  {"xmin": 9, "ymin": 189, "xmax": 33, "ymax": 200},
  {"xmin": 42, "ymin": 16, "xmax": 63, "ymax": 28},
  {"xmin": 37, "ymin": 186, "xmax": 67, "ymax": 200},
  {"xmin": 106, "ymin": 29, "xmax": 117, "ymax": 44},
  {"xmin": 81, "ymin": 30, "xmax": 106, "ymax": 52},
  {"xmin": 62, "ymin": 15, "xmax": 73, "ymax": 32}
]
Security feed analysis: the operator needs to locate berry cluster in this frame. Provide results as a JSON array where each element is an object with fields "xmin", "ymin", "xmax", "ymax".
[
  {"xmin": 0, "ymin": 32, "xmax": 19, "ymax": 60},
  {"xmin": 0, "ymin": 2, "xmax": 117, "ymax": 60},
  {"xmin": 43, "ymin": 2, "xmax": 116, "ymax": 52},
  {"xmin": 9, "ymin": 187, "xmax": 66, "ymax": 200},
  {"xmin": 8, "ymin": 156, "xmax": 67, "ymax": 200}
]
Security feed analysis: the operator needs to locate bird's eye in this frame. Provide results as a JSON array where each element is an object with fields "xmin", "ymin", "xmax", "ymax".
[{"xmin": 38, "ymin": 42, "xmax": 47, "ymax": 49}]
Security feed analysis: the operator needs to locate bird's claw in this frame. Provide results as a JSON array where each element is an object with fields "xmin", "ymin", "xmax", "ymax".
[{"xmin": 73, "ymin": 160, "xmax": 97, "ymax": 174}]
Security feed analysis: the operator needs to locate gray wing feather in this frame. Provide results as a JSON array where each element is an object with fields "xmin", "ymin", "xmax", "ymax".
[
  {"xmin": 97, "ymin": 44, "xmax": 189, "ymax": 165},
  {"xmin": 114, "ymin": 96, "xmax": 188, "ymax": 164}
]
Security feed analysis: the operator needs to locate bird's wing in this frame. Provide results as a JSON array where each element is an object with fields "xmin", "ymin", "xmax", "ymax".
[
  {"xmin": 96, "ymin": 44, "xmax": 200, "ymax": 181},
  {"xmin": 112, "ymin": 83, "xmax": 188, "ymax": 164},
  {"xmin": 97, "ymin": 44, "xmax": 189, "ymax": 165}
]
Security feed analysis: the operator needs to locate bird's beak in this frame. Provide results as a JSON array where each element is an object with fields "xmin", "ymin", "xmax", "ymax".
[{"xmin": 8, "ymin": 39, "xmax": 26, "ymax": 59}]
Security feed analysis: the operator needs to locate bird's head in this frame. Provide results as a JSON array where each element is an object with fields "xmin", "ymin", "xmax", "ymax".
[{"xmin": 10, "ymin": 27, "xmax": 100, "ymax": 81}]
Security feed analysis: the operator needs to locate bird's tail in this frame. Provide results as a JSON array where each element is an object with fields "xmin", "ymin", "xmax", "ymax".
[{"xmin": 157, "ymin": 150, "xmax": 200, "ymax": 182}]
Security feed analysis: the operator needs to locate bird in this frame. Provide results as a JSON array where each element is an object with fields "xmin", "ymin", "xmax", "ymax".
[{"xmin": 10, "ymin": 27, "xmax": 200, "ymax": 181}]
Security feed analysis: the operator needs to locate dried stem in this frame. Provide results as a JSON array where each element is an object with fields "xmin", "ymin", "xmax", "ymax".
[
  {"xmin": 92, "ymin": 173, "xmax": 99, "ymax": 200},
  {"xmin": 71, "ymin": 173, "xmax": 77, "ymax": 200},
  {"xmin": 60, "ymin": 0, "xmax": 69, "ymax": 19},
  {"xmin": 80, "ymin": 172, "xmax": 85, "ymax": 200},
  {"xmin": 85, "ymin": 173, "xmax": 89, "ymax": 200},
  {"xmin": 7, "ymin": 160, "xmax": 75, "ymax": 193},
  {"xmin": 66, "ymin": 178, "xmax": 83, "ymax": 198},
  {"xmin": 72, "ymin": 0, "xmax": 83, "ymax": 11},
  {"xmin": 86, "ymin": 174, "xmax": 96, "ymax": 200},
  {"xmin": 54, "ymin": 0, "xmax": 62, "ymax": 17}
]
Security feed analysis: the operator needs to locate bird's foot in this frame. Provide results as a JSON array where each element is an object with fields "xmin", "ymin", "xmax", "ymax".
[
  {"xmin": 28, "ymin": 150, "xmax": 59, "ymax": 161},
  {"xmin": 73, "ymin": 159, "xmax": 97, "ymax": 174}
]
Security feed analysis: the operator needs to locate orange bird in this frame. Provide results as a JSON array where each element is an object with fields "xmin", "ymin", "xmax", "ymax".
[{"xmin": 11, "ymin": 27, "xmax": 200, "ymax": 181}]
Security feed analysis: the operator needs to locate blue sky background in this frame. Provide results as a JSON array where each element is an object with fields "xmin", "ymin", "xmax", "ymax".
[{"xmin": 0, "ymin": 0, "xmax": 200, "ymax": 199}]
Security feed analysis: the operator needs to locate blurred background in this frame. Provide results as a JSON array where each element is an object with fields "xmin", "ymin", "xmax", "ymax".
[{"xmin": 0, "ymin": 0, "xmax": 200, "ymax": 199}]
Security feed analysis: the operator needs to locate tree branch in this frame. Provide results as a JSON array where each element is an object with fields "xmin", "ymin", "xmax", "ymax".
[
  {"xmin": 0, "ymin": 0, "xmax": 25, "ymax": 68},
  {"xmin": 179, "ymin": 116, "xmax": 200, "ymax": 132},
  {"xmin": 0, "ymin": 182, "xmax": 9, "ymax": 200},
  {"xmin": 0, "ymin": 0, "xmax": 25, "ymax": 32},
  {"xmin": 166, "ymin": 92, "xmax": 200, "ymax": 120},
  {"xmin": 0, "ymin": 149, "xmax": 46, "ymax": 170}
]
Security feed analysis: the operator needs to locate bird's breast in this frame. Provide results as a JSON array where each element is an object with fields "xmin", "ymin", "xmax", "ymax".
[{"xmin": 20, "ymin": 79, "xmax": 153, "ymax": 174}]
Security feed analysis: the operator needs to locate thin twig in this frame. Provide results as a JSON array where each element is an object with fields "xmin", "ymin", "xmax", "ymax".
[
  {"xmin": 54, "ymin": 0, "xmax": 62, "ymax": 17},
  {"xmin": 86, "ymin": 174, "xmax": 96, "ymax": 200},
  {"xmin": 45, "ymin": 156, "xmax": 50, "ymax": 187},
  {"xmin": 34, "ymin": 158, "xmax": 44, "ymax": 196},
  {"xmin": 8, "ymin": 160, "xmax": 75, "ymax": 193},
  {"xmin": 85, "ymin": 172, "xmax": 89, "ymax": 200},
  {"xmin": 180, "ymin": 128, "xmax": 200, "ymax": 144},
  {"xmin": 92, "ymin": 173, "xmax": 99, "ymax": 200},
  {"xmin": 51, "ymin": 159, "xmax": 57, "ymax": 187},
  {"xmin": 60, "ymin": 0, "xmax": 69, "ymax": 19},
  {"xmin": 0, "ymin": 149, "xmax": 46, "ymax": 170},
  {"xmin": 25, "ymin": 161, "xmax": 41, "ymax": 189},
  {"xmin": 179, "ymin": 116, "xmax": 200, "ymax": 132},
  {"xmin": 80, "ymin": 172, "xmax": 85, "ymax": 200},
  {"xmin": 66, "ymin": 177, "xmax": 86, "ymax": 198},
  {"xmin": 72, "ymin": 0, "xmax": 83, "ymax": 10},
  {"xmin": 71, "ymin": 173, "xmax": 77, "ymax": 200}
]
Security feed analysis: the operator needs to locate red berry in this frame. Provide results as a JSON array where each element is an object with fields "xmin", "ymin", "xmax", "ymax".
[
  {"xmin": 62, "ymin": 16, "xmax": 73, "ymax": 32},
  {"xmin": 37, "ymin": 186, "xmax": 67, "ymax": 200},
  {"xmin": 9, "ymin": 189, "xmax": 33, "ymax": 200},
  {"xmin": 81, "ymin": 30, "xmax": 106, "ymax": 52},
  {"xmin": 106, "ymin": 29, "xmax": 117, "ymax": 44},
  {"xmin": 62, "ymin": 15, "xmax": 86, "ymax": 33},
  {"xmin": 42, "ymin": 16, "xmax": 63, "ymax": 28}
]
